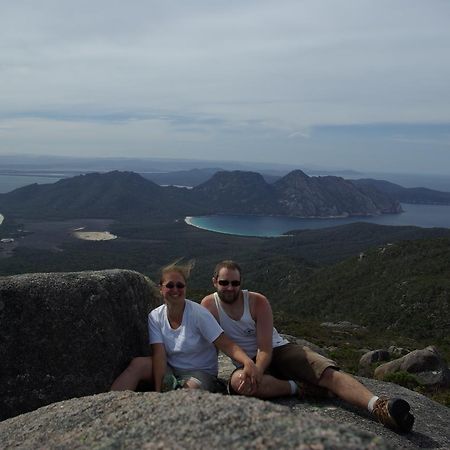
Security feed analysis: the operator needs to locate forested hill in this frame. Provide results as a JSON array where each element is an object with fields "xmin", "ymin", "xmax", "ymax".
[
  {"xmin": 0, "ymin": 171, "xmax": 206, "ymax": 219},
  {"xmin": 0, "ymin": 170, "xmax": 400, "ymax": 219},
  {"xmin": 351, "ymin": 178, "xmax": 450, "ymax": 205},
  {"xmin": 278, "ymin": 237, "xmax": 450, "ymax": 342}
]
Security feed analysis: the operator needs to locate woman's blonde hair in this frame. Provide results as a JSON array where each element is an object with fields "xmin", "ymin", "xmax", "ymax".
[{"xmin": 159, "ymin": 259, "xmax": 195, "ymax": 284}]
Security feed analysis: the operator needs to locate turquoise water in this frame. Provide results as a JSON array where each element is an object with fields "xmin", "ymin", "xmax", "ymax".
[{"xmin": 186, "ymin": 203, "xmax": 450, "ymax": 237}]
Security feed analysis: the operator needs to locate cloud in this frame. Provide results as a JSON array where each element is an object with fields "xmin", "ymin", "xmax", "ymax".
[{"xmin": 1, "ymin": 1, "xmax": 450, "ymax": 173}]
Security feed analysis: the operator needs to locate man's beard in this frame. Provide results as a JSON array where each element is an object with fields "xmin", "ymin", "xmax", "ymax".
[{"xmin": 217, "ymin": 289, "xmax": 240, "ymax": 304}]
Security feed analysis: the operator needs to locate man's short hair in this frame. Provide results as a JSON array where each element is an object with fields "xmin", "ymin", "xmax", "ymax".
[{"xmin": 213, "ymin": 260, "xmax": 242, "ymax": 279}]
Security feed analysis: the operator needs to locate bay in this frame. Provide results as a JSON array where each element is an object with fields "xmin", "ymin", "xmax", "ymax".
[{"xmin": 186, "ymin": 203, "xmax": 450, "ymax": 237}]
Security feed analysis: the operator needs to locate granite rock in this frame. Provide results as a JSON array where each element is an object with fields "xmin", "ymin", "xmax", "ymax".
[{"xmin": 0, "ymin": 269, "xmax": 160, "ymax": 420}]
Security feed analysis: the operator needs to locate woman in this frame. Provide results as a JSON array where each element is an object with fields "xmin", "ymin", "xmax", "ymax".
[{"xmin": 111, "ymin": 261, "xmax": 258, "ymax": 392}]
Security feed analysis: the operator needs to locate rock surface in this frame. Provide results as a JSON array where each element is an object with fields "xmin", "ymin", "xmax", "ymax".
[
  {"xmin": 0, "ymin": 390, "xmax": 393, "ymax": 449},
  {"xmin": 1, "ymin": 382, "xmax": 449, "ymax": 450},
  {"xmin": 0, "ymin": 269, "xmax": 161, "ymax": 420}
]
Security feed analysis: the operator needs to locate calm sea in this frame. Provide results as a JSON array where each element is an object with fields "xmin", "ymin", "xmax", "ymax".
[
  {"xmin": 0, "ymin": 174, "xmax": 61, "ymax": 194},
  {"xmin": 186, "ymin": 203, "xmax": 450, "ymax": 237}
]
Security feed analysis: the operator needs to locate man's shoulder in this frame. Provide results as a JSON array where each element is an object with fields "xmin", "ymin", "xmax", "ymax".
[
  {"xmin": 247, "ymin": 291, "xmax": 270, "ymax": 304},
  {"xmin": 247, "ymin": 291, "xmax": 272, "ymax": 319},
  {"xmin": 200, "ymin": 294, "xmax": 217, "ymax": 311}
]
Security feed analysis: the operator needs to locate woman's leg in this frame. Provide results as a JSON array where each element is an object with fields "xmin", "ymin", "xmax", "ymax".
[{"xmin": 111, "ymin": 356, "xmax": 152, "ymax": 391}]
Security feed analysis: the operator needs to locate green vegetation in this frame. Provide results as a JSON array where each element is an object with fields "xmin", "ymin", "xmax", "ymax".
[
  {"xmin": 1, "ymin": 207, "xmax": 449, "ymax": 406},
  {"xmin": 280, "ymin": 238, "xmax": 450, "ymax": 347},
  {"xmin": 382, "ymin": 371, "xmax": 420, "ymax": 390}
]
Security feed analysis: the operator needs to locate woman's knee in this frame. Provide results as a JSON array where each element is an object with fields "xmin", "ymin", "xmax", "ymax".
[{"xmin": 129, "ymin": 356, "xmax": 152, "ymax": 379}]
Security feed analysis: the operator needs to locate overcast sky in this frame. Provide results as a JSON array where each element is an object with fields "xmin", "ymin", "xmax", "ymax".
[{"xmin": 1, "ymin": 1, "xmax": 450, "ymax": 174}]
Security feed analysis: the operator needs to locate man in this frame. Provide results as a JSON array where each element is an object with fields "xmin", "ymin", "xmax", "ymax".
[{"xmin": 201, "ymin": 260, "xmax": 414, "ymax": 433}]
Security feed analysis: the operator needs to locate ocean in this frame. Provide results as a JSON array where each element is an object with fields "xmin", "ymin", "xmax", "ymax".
[
  {"xmin": 0, "ymin": 174, "xmax": 62, "ymax": 194},
  {"xmin": 186, "ymin": 203, "xmax": 450, "ymax": 237}
]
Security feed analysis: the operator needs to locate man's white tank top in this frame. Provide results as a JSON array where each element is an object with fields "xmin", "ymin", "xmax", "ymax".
[{"xmin": 213, "ymin": 290, "xmax": 288, "ymax": 365}]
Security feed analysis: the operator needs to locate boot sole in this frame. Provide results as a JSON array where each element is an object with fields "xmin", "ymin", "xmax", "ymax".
[{"xmin": 389, "ymin": 398, "xmax": 415, "ymax": 433}]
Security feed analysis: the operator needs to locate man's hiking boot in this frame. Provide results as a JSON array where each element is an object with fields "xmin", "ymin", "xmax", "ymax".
[
  {"xmin": 372, "ymin": 397, "xmax": 414, "ymax": 432},
  {"xmin": 296, "ymin": 381, "xmax": 332, "ymax": 400}
]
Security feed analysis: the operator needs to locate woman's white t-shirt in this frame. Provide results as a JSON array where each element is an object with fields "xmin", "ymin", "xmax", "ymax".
[{"xmin": 148, "ymin": 299, "xmax": 223, "ymax": 375}]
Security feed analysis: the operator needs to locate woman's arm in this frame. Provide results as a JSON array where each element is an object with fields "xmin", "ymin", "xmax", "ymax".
[
  {"xmin": 213, "ymin": 333, "xmax": 260, "ymax": 392},
  {"xmin": 151, "ymin": 343, "xmax": 167, "ymax": 392}
]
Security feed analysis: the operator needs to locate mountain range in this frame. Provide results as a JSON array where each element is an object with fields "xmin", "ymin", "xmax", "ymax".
[
  {"xmin": 141, "ymin": 168, "xmax": 450, "ymax": 206},
  {"xmin": 0, "ymin": 170, "xmax": 402, "ymax": 219}
]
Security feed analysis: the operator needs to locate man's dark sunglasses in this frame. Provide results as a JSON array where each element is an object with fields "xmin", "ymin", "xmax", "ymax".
[
  {"xmin": 218, "ymin": 279, "xmax": 241, "ymax": 287},
  {"xmin": 163, "ymin": 282, "xmax": 186, "ymax": 289}
]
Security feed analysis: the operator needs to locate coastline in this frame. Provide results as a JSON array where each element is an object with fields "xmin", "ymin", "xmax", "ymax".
[
  {"xmin": 184, "ymin": 216, "xmax": 239, "ymax": 235},
  {"xmin": 184, "ymin": 205, "xmax": 450, "ymax": 238},
  {"xmin": 0, "ymin": 214, "xmax": 4, "ymax": 225},
  {"xmin": 184, "ymin": 216, "xmax": 287, "ymax": 238}
]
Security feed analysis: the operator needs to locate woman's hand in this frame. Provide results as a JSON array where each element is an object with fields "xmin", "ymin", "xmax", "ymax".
[{"xmin": 239, "ymin": 359, "xmax": 260, "ymax": 394}]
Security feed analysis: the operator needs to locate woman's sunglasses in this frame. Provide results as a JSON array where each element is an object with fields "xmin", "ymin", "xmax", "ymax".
[
  {"xmin": 162, "ymin": 282, "xmax": 186, "ymax": 289},
  {"xmin": 218, "ymin": 280, "xmax": 241, "ymax": 287}
]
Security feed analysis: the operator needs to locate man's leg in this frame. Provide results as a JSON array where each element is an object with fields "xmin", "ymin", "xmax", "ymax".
[
  {"xmin": 317, "ymin": 367, "xmax": 372, "ymax": 409},
  {"xmin": 111, "ymin": 356, "xmax": 152, "ymax": 391},
  {"xmin": 273, "ymin": 344, "xmax": 414, "ymax": 432},
  {"xmin": 318, "ymin": 368, "xmax": 414, "ymax": 432}
]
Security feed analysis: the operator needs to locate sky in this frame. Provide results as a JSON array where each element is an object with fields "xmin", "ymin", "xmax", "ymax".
[{"xmin": 1, "ymin": 0, "xmax": 450, "ymax": 174}]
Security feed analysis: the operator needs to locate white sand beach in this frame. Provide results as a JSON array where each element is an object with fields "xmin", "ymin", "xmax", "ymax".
[
  {"xmin": 184, "ymin": 216, "xmax": 209, "ymax": 231},
  {"xmin": 72, "ymin": 231, "xmax": 118, "ymax": 241}
]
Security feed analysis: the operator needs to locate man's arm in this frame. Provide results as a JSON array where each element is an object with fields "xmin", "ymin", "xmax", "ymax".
[{"xmin": 252, "ymin": 293, "xmax": 274, "ymax": 374}]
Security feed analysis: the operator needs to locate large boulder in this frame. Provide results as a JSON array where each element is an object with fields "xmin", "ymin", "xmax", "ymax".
[
  {"xmin": 359, "ymin": 349, "xmax": 391, "ymax": 376},
  {"xmin": 374, "ymin": 346, "xmax": 450, "ymax": 387},
  {"xmin": 0, "ymin": 269, "xmax": 160, "ymax": 421}
]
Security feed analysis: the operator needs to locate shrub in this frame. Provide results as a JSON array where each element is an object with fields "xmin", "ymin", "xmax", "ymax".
[{"xmin": 382, "ymin": 371, "xmax": 420, "ymax": 390}]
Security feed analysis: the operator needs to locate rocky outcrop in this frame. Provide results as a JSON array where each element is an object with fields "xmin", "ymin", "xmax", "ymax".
[
  {"xmin": 321, "ymin": 320, "xmax": 367, "ymax": 331},
  {"xmin": 0, "ymin": 269, "xmax": 161, "ymax": 421},
  {"xmin": 374, "ymin": 346, "xmax": 450, "ymax": 387},
  {"xmin": 359, "ymin": 349, "xmax": 391, "ymax": 376},
  {"xmin": 1, "ymin": 381, "xmax": 449, "ymax": 449},
  {"xmin": 273, "ymin": 170, "xmax": 402, "ymax": 217}
]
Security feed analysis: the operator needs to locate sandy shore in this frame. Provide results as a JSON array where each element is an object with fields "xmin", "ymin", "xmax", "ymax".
[
  {"xmin": 184, "ymin": 216, "xmax": 212, "ymax": 233},
  {"xmin": 0, "ymin": 214, "xmax": 4, "ymax": 225},
  {"xmin": 72, "ymin": 231, "xmax": 117, "ymax": 241}
]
